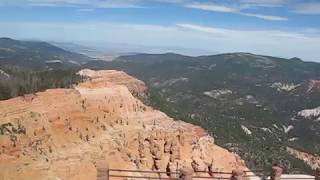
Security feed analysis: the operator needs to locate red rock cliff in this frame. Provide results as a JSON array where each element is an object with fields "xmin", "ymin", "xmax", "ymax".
[{"xmin": 0, "ymin": 69, "xmax": 247, "ymax": 180}]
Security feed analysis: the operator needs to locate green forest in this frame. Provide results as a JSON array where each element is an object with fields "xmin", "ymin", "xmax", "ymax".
[{"xmin": 0, "ymin": 65, "xmax": 84, "ymax": 100}]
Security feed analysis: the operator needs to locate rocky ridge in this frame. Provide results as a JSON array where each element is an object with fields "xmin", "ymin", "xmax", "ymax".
[
  {"xmin": 287, "ymin": 147, "xmax": 320, "ymax": 170},
  {"xmin": 0, "ymin": 69, "xmax": 247, "ymax": 180}
]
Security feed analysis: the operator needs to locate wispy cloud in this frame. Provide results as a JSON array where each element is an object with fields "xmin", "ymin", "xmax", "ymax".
[
  {"xmin": 185, "ymin": 3, "xmax": 288, "ymax": 21},
  {"xmin": 185, "ymin": 3, "xmax": 237, "ymax": 13},
  {"xmin": 0, "ymin": 0, "xmax": 187, "ymax": 8},
  {"xmin": 1, "ymin": 0, "xmax": 143, "ymax": 8},
  {"xmin": 177, "ymin": 23, "xmax": 307, "ymax": 39},
  {"xmin": 177, "ymin": 23, "xmax": 231, "ymax": 36},
  {"xmin": 293, "ymin": 2, "xmax": 320, "ymax": 15},
  {"xmin": 239, "ymin": 0, "xmax": 287, "ymax": 8},
  {"xmin": 240, "ymin": 12, "xmax": 288, "ymax": 21}
]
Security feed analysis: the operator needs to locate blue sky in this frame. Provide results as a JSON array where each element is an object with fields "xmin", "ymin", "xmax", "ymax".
[{"xmin": 0, "ymin": 0, "xmax": 320, "ymax": 61}]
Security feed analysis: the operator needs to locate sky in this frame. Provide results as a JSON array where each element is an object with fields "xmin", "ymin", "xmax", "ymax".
[{"xmin": 0, "ymin": 0, "xmax": 320, "ymax": 61}]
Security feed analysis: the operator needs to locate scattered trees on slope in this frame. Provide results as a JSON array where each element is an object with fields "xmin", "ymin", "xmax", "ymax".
[{"xmin": 0, "ymin": 65, "xmax": 84, "ymax": 100}]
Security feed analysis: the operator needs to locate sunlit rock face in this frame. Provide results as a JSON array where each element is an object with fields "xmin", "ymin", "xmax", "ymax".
[
  {"xmin": 298, "ymin": 106, "xmax": 320, "ymax": 121},
  {"xmin": 0, "ymin": 69, "xmax": 247, "ymax": 180}
]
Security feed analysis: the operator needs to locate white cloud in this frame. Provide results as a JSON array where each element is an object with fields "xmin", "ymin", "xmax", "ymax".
[
  {"xmin": 185, "ymin": 3, "xmax": 237, "ymax": 13},
  {"xmin": 0, "ymin": 0, "xmax": 187, "ymax": 8},
  {"xmin": 239, "ymin": 0, "xmax": 287, "ymax": 8},
  {"xmin": 240, "ymin": 12, "xmax": 288, "ymax": 21},
  {"xmin": 293, "ymin": 2, "xmax": 320, "ymax": 15},
  {"xmin": 177, "ymin": 23, "xmax": 231, "ymax": 35},
  {"xmin": 1, "ymin": 0, "xmax": 143, "ymax": 8},
  {"xmin": 185, "ymin": 3, "xmax": 288, "ymax": 21},
  {"xmin": 240, "ymin": 0, "xmax": 286, "ymax": 4},
  {"xmin": 176, "ymin": 23, "xmax": 319, "ymax": 61},
  {"xmin": 177, "ymin": 23, "xmax": 307, "ymax": 39}
]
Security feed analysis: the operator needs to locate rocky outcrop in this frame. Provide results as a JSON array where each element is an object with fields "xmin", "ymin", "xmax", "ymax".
[
  {"xmin": 77, "ymin": 69, "xmax": 148, "ymax": 100},
  {"xmin": 293, "ymin": 79, "xmax": 320, "ymax": 94},
  {"xmin": 0, "ymin": 69, "xmax": 247, "ymax": 180},
  {"xmin": 297, "ymin": 106, "xmax": 320, "ymax": 121},
  {"xmin": 304, "ymin": 80, "xmax": 320, "ymax": 93},
  {"xmin": 287, "ymin": 147, "xmax": 320, "ymax": 170}
]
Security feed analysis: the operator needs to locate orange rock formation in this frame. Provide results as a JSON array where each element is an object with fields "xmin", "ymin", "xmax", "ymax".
[{"xmin": 0, "ymin": 69, "xmax": 247, "ymax": 180}]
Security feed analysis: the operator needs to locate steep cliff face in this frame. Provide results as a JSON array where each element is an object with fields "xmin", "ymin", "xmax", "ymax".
[{"xmin": 0, "ymin": 69, "xmax": 247, "ymax": 180}]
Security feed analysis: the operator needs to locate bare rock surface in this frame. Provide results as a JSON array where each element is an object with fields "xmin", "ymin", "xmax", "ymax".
[
  {"xmin": 287, "ymin": 147, "xmax": 320, "ymax": 169},
  {"xmin": 0, "ymin": 69, "xmax": 247, "ymax": 180}
]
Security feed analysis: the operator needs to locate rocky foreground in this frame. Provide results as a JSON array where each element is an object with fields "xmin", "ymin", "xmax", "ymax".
[{"xmin": 0, "ymin": 69, "xmax": 247, "ymax": 180}]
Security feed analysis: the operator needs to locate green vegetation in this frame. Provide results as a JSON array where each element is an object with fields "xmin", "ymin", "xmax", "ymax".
[
  {"xmin": 0, "ymin": 37, "xmax": 91, "ymax": 69},
  {"xmin": 84, "ymin": 52, "xmax": 320, "ymax": 173},
  {"xmin": 0, "ymin": 65, "xmax": 84, "ymax": 100}
]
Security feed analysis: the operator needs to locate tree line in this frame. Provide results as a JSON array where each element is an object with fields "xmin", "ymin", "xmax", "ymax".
[{"xmin": 0, "ymin": 65, "xmax": 84, "ymax": 100}]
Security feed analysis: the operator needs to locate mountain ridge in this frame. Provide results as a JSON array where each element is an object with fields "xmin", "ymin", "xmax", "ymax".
[{"xmin": 0, "ymin": 37, "xmax": 92, "ymax": 69}]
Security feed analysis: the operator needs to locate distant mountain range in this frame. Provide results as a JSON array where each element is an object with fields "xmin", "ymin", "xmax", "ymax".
[
  {"xmin": 84, "ymin": 52, "xmax": 320, "ymax": 173},
  {"xmin": 0, "ymin": 38, "xmax": 92, "ymax": 69}
]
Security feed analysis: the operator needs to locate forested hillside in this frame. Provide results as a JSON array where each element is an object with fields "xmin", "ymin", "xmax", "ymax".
[
  {"xmin": 0, "ymin": 38, "xmax": 92, "ymax": 100},
  {"xmin": 84, "ymin": 52, "xmax": 320, "ymax": 173},
  {"xmin": 0, "ymin": 38, "xmax": 92, "ymax": 69}
]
